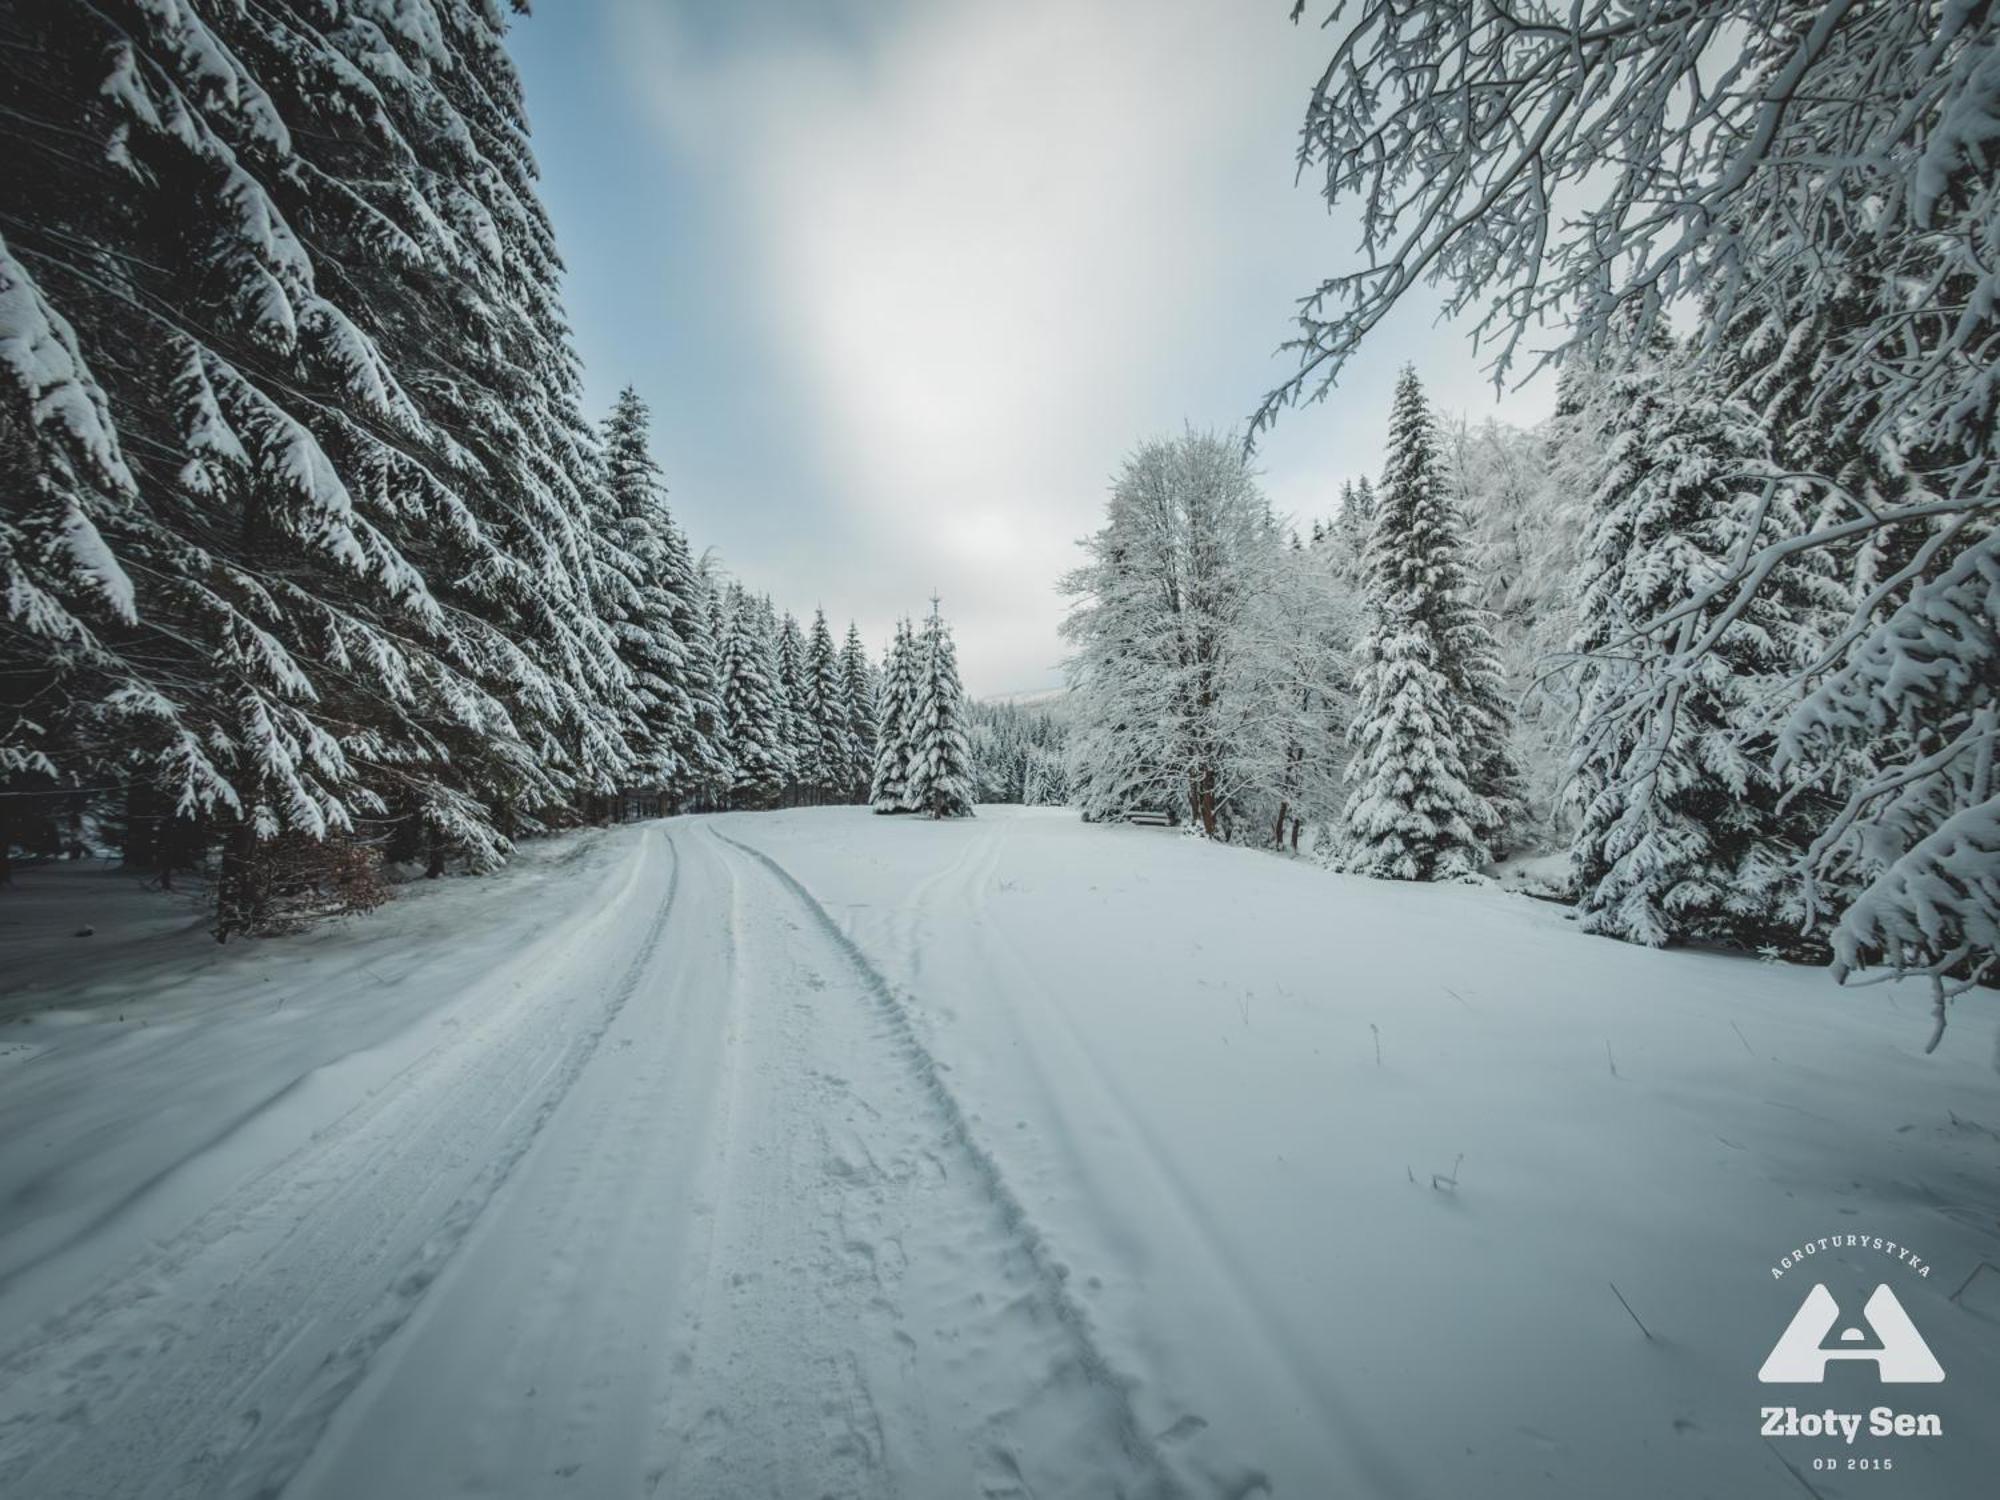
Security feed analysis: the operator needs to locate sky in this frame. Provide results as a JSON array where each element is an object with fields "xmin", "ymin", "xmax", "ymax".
[{"xmin": 509, "ymin": 0, "xmax": 1556, "ymax": 697}]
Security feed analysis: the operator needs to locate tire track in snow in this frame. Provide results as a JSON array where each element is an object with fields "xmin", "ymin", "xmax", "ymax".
[
  {"xmin": 0, "ymin": 828, "xmax": 637, "ymax": 1304},
  {"xmin": 922, "ymin": 829, "xmax": 1417, "ymax": 1498},
  {"xmin": 278, "ymin": 824, "xmax": 750, "ymax": 1500},
  {"xmin": 0, "ymin": 1066, "xmax": 328, "ymax": 1298},
  {"xmin": 890, "ymin": 830, "xmax": 992, "ymax": 989},
  {"xmin": 0, "ymin": 831, "xmax": 680, "ymax": 1500},
  {"xmin": 648, "ymin": 826, "xmax": 934, "ymax": 1498},
  {"xmin": 706, "ymin": 826, "xmax": 1189, "ymax": 1499}
]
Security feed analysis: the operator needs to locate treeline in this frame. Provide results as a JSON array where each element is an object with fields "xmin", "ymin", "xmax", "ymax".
[
  {"xmin": 0, "ymin": 3, "xmax": 900, "ymax": 934},
  {"xmin": 965, "ymin": 699, "xmax": 1069, "ymax": 808},
  {"xmin": 705, "ymin": 562, "xmax": 882, "ymax": 818},
  {"xmin": 1244, "ymin": 1, "xmax": 1994, "ymax": 1024},
  {"xmin": 1062, "ymin": 343, "xmax": 1982, "ymax": 982},
  {"xmin": 1064, "ymin": 0, "xmax": 1996, "ymax": 1017}
]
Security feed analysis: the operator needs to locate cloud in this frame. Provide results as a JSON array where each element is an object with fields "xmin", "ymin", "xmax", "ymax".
[{"xmin": 607, "ymin": 0, "xmax": 1552, "ymax": 693}]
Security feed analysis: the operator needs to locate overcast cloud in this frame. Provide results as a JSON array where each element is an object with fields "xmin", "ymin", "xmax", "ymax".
[{"xmin": 512, "ymin": 0, "xmax": 1555, "ymax": 696}]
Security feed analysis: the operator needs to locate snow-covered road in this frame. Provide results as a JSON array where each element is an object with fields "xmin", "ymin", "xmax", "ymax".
[
  {"xmin": 1, "ymin": 809, "xmax": 1996, "ymax": 1498},
  {"xmin": 1, "ymin": 821, "xmax": 1194, "ymax": 1499},
  {"xmin": 285, "ymin": 823, "xmax": 1183, "ymax": 1500}
]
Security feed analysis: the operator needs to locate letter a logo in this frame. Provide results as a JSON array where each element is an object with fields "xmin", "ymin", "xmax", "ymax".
[{"xmin": 1758, "ymin": 1284, "xmax": 1944, "ymax": 1383}]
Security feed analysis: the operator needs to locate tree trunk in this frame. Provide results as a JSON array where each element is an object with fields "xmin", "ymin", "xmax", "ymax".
[
  {"xmin": 1189, "ymin": 766, "xmax": 1218, "ymax": 840},
  {"xmin": 214, "ymin": 821, "xmax": 259, "ymax": 943},
  {"xmin": 156, "ymin": 810, "xmax": 207, "ymax": 892},
  {"xmin": 127, "ymin": 783, "xmax": 176, "ymax": 875},
  {"xmin": 62, "ymin": 791, "xmax": 86, "ymax": 859}
]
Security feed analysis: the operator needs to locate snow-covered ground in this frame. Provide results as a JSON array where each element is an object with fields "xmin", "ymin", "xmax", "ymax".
[{"xmin": 1, "ymin": 808, "xmax": 1994, "ymax": 1498}]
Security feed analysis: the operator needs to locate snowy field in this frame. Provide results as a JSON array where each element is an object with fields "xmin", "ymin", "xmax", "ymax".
[{"xmin": 1, "ymin": 807, "xmax": 1995, "ymax": 1499}]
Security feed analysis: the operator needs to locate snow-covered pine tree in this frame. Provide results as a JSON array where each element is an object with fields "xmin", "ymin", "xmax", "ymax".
[
  {"xmin": 1338, "ymin": 634, "xmax": 1484, "ymax": 879},
  {"xmin": 869, "ymin": 621, "xmax": 918, "ymax": 813},
  {"xmin": 565, "ymin": 424, "xmax": 645, "ymax": 826},
  {"xmin": 803, "ymin": 609, "xmax": 845, "ymax": 804},
  {"xmin": 903, "ymin": 602, "xmax": 976, "ymax": 820},
  {"xmin": 1335, "ymin": 477, "xmax": 1375, "ymax": 586},
  {"xmin": 598, "ymin": 387, "xmax": 693, "ymax": 802},
  {"xmin": 719, "ymin": 585, "xmax": 788, "ymax": 810},
  {"xmin": 272, "ymin": 0, "xmax": 635, "ymax": 847},
  {"xmin": 661, "ymin": 501, "xmax": 732, "ymax": 812},
  {"xmin": 839, "ymin": 622, "xmax": 877, "ymax": 802},
  {"xmin": 0, "ymin": 0, "xmax": 630, "ymax": 929},
  {"xmin": 1567, "ymin": 359, "xmax": 1848, "ymax": 953},
  {"xmin": 1710, "ymin": 204, "xmax": 1995, "ymax": 1005},
  {"xmin": 694, "ymin": 565, "xmax": 736, "ymax": 807},
  {"xmin": 1335, "ymin": 368, "xmax": 1514, "ymax": 880},
  {"xmin": 673, "ymin": 598, "xmax": 731, "ymax": 811},
  {"xmin": 771, "ymin": 609, "xmax": 812, "ymax": 805},
  {"xmin": 1779, "ymin": 541, "xmax": 2000, "ymax": 1014},
  {"xmin": 0, "ymin": 234, "xmax": 141, "ymax": 800},
  {"xmin": 597, "ymin": 387, "xmax": 730, "ymax": 813}
]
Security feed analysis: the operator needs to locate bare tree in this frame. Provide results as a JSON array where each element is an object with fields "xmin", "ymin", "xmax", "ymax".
[{"xmin": 1062, "ymin": 432, "xmax": 1350, "ymax": 842}]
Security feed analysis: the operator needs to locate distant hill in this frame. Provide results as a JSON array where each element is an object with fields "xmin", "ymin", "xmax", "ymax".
[{"xmin": 978, "ymin": 686, "xmax": 1069, "ymax": 709}]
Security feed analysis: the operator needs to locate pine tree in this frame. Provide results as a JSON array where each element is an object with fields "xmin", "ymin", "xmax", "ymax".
[
  {"xmin": 719, "ymin": 586, "xmax": 787, "ymax": 810},
  {"xmin": 802, "ymin": 609, "xmax": 845, "ymax": 803},
  {"xmin": 1710, "ymin": 221, "xmax": 1993, "ymax": 993},
  {"xmin": 666, "ymin": 524, "xmax": 733, "ymax": 813},
  {"xmin": 600, "ymin": 389, "xmax": 729, "ymax": 811},
  {"xmin": 0, "ymin": 0, "xmax": 629, "ymax": 929},
  {"xmin": 1336, "ymin": 368, "xmax": 1513, "ymax": 880},
  {"xmin": 904, "ymin": 602, "xmax": 976, "ymax": 820},
  {"xmin": 570, "ymin": 429, "xmax": 646, "ymax": 822},
  {"xmin": 839, "ymin": 622, "xmax": 877, "ymax": 802},
  {"xmin": 1567, "ymin": 360, "xmax": 1846, "ymax": 952},
  {"xmin": 869, "ymin": 621, "xmax": 918, "ymax": 813},
  {"xmin": 598, "ymin": 388, "xmax": 691, "ymax": 799},
  {"xmin": 0, "ymin": 236, "xmax": 141, "ymax": 796},
  {"xmin": 1335, "ymin": 477, "xmax": 1375, "ymax": 585},
  {"xmin": 696, "ymin": 567, "xmax": 736, "ymax": 806},
  {"xmin": 771, "ymin": 609, "xmax": 811, "ymax": 803}
]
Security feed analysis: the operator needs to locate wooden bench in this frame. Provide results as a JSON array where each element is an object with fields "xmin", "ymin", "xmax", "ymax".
[{"xmin": 1124, "ymin": 810, "xmax": 1172, "ymax": 828}]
